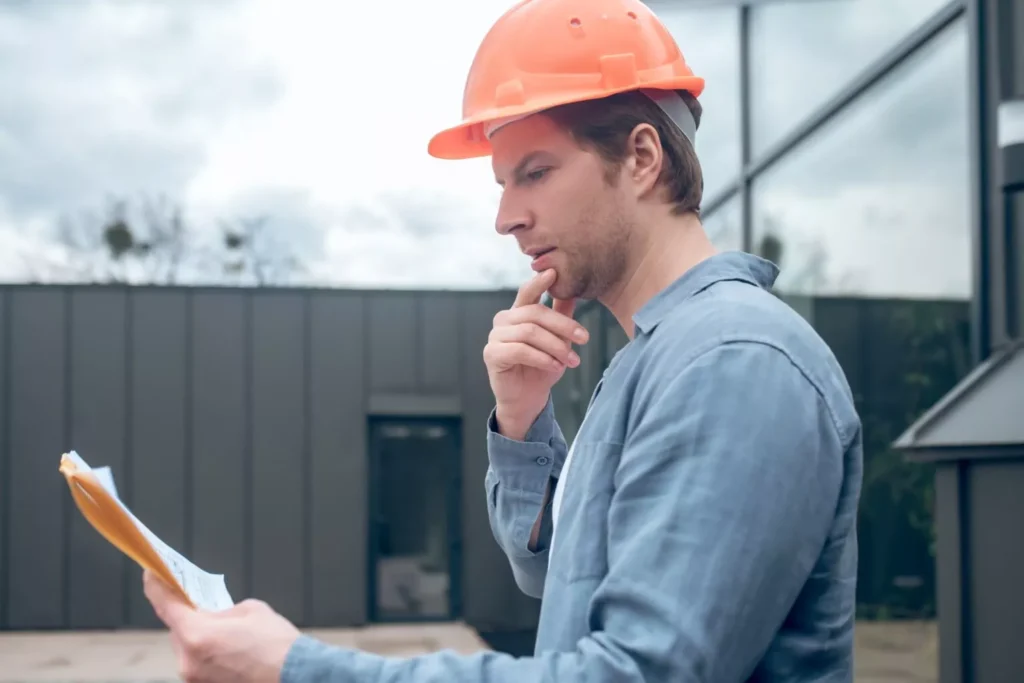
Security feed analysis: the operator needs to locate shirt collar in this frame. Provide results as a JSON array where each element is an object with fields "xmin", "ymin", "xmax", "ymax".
[{"xmin": 631, "ymin": 251, "xmax": 780, "ymax": 336}]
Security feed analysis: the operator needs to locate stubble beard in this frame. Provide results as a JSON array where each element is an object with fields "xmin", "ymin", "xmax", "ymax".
[{"xmin": 558, "ymin": 216, "xmax": 632, "ymax": 301}]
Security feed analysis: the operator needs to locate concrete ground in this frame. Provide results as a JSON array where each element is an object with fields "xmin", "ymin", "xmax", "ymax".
[
  {"xmin": 854, "ymin": 620, "xmax": 938, "ymax": 683},
  {"xmin": 0, "ymin": 620, "xmax": 936, "ymax": 682},
  {"xmin": 0, "ymin": 623, "xmax": 490, "ymax": 682}
]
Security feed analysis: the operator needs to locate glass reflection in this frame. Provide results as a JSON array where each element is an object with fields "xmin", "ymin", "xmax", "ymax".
[
  {"xmin": 648, "ymin": 2, "xmax": 742, "ymax": 200},
  {"xmin": 752, "ymin": 20, "xmax": 970, "ymax": 300},
  {"xmin": 703, "ymin": 194, "xmax": 743, "ymax": 253},
  {"xmin": 750, "ymin": 0, "xmax": 950, "ymax": 155}
]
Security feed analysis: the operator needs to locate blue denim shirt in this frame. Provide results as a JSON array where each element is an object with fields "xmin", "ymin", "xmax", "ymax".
[{"xmin": 282, "ymin": 251, "xmax": 864, "ymax": 682}]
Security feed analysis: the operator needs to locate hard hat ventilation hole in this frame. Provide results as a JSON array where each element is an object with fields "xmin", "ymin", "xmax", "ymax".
[
  {"xmin": 627, "ymin": 11, "xmax": 637, "ymax": 20},
  {"xmin": 570, "ymin": 17, "xmax": 581, "ymax": 27}
]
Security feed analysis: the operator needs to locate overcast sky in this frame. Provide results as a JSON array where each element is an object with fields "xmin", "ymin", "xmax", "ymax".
[{"xmin": 0, "ymin": 0, "xmax": 971, "ymax": 298}]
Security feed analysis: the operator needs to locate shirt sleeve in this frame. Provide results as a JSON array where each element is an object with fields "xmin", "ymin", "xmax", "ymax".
[
  {"xmin": 482, "ymin": 395, "xmax": 567, "ymax": 598},
  {"xmin": 280, "ymin": 340, "xmax": 853, "ymax": 683}
]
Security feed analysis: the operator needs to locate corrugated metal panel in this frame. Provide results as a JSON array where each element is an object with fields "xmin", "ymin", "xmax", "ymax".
[
  {"xmin": 251, "ymin": 292, "xmax": 306, "ymax": 624},
  {"xmin": 0, "ymin": 292, "xmax": 7, "ymax": 628},
  {"xmin": 0, "ymin": 294, "xmax": 4, "ymax": 630},
  {"xmin": 7, "ymin": 289, "xmax": 67, "ymax": 629},
  {"xmin": 190, "ymin": 292, "xmax": 249, "ymax": 606},
  {"xmin": 128, "ymin": 290, "xmax": 189, "ymax": 627},
  {"xmin": 68, "ymin": 289, "xmax": 128, "ymax": 629},
  {"xmin": 421, "ymin": 294, "xmax": 461, "ymax": 393},
  {"xmin": 309, "ymin": 293, "xmax": 367, "ymax": 626},
  {"xmin": 969, "ymin": 461, "xmax": 1024, "ymax": 680},
  {"xmin": 369, "ymin": 293, "xmax": 418, "ymax": 393}
]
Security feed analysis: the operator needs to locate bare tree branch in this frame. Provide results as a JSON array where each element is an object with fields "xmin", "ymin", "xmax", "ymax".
[{"xmin": 33, "ymin": 193, "xmax": 305, "ymax": 286}]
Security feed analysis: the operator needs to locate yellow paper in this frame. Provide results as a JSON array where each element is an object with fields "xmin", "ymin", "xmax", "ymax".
[{"xmin": 59, "ymin": 450, "xmax": 234, "ymax": 612}]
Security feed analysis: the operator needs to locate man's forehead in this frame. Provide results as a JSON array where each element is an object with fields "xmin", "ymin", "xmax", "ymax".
[{"xmin": 491, "ymin": 115, "xmax": 571, "ymax": 172}]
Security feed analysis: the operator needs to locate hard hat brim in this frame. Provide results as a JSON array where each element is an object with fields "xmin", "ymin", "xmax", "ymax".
[{"xmin": 427, "ymin": 76, "xmax": 705, "ymax": 161}]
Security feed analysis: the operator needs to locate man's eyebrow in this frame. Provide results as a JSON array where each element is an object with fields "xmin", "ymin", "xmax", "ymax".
[{"xmin": 495, "ymin": 151, "xmax": 550, "ymax": 186}]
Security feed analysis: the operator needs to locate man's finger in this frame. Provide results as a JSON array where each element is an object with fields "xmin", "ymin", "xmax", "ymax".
[
  {"xmin": 143, "ymin": 570, "xmax": 195, "ymax": 631},
  {"xmin": 512, "ymin": 269, "xmax": 557, "ymax": 308},
  {"xmin": 485, "ymin": 341, "xmax": 564, "ymax": 373},
  {"xmin": 230, "ymin": 598, "xmax": 271, "ymax": 617},
  {"xmin": 490, "ymin": 322, "xmax": 578, "ymax": 367},
  {"xmin": 551, "ymin": 296, "xmax": 576, "ymax": 319},
  {"xmin": 501, "ymin": 305, "xmax": 589, "ymax": 345}
]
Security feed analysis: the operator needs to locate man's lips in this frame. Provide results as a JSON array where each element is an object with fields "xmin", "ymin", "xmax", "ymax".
[
  {"xmin": 526, "ymin": 247, "xmax": 555, "ymax": 260},
  {"xmin": 529, "ymin": 248, "xmax": 557, "ymax": 271}
]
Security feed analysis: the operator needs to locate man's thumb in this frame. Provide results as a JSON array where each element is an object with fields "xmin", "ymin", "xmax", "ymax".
[{"xmin": 143, "ymin": 570, "xmax": 194, "ymax": 629}]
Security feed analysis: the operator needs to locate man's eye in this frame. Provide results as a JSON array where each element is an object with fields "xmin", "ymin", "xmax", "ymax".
[{"xmin": 526, "ymin": 168, "xmax": 549, "ymax": 182}]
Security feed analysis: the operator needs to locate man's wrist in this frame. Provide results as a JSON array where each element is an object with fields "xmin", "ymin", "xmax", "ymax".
[{"xmin": 494, "ymin": 408, "xmax": 533, "ymax": 441}]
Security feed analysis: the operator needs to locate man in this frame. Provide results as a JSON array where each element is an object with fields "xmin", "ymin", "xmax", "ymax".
[{"xmin": 144, "ymin": 0, "xmax": 864, "ymax": 681}]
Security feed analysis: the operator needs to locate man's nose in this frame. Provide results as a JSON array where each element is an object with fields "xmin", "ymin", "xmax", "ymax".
[{"xmin": 495, "ymin": 196, "xmax": 532, "ymax": 235}]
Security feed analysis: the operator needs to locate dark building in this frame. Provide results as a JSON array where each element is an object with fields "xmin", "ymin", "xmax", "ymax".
[{"xmin": 0, "ymin": 287, "xmax": 542, "ymax": 639}]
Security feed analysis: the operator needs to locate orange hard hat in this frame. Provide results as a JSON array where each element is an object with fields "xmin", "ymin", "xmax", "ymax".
[{"xmin": 427, "ymin": 0, "xmax": 705, "ymax": 160}]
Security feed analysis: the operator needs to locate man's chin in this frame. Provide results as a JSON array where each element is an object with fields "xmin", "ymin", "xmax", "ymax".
[{"xmin": 546, "ymin": 280, "xmax": 581, "ymax": 303}]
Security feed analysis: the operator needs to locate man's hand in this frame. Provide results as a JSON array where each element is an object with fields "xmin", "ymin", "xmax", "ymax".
[
  {"xmin": 483, "ymin": 268, "xmax": 588, "ymax": 440},
  {"xmin": 143, "ymin": 570, "xmax": 301, "ymax": 683}
]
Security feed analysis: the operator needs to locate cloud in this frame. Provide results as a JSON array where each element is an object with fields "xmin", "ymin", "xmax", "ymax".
[
  {"xmin": 0, "ymin": 0, "xmax": 281, "ymax": 228},
  {"xmin": 308, "ymin": 187, "xmax": 530, "ymax": 289}
]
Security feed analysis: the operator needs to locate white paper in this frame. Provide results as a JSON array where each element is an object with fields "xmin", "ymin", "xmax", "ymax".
[
  {"xmin": 66, "ymin": 450, "xmax": 235, "ymax": 612},
  {"xmin": 92, "ymin": 465, "xmax": 119, "ymax": 500}
]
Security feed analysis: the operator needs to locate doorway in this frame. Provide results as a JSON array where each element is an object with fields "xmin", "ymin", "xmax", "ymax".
[{"xmin": 368, "ymin": 417, "xmax": 462, "ymax": 622}]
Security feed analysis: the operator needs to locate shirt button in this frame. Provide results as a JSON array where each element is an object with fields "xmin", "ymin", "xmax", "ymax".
[{"xmin": 535, "ymin": 456, "xmax": 550, "ymax": 466}]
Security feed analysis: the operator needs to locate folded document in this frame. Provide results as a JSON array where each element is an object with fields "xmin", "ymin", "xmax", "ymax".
[{"xmin": 58, "ymin": 450, "xmax": 234, "ymax": 612}]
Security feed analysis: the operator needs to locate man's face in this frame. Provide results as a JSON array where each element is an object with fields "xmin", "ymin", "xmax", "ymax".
[{"xmin": 490, "ymin": 113, "xmax": 634, "ymax": 302}]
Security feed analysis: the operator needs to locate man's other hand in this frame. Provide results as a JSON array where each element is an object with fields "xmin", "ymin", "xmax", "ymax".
[{"xmin": 143, "ymin": 570, "xmax": 301, "ymax": 683}]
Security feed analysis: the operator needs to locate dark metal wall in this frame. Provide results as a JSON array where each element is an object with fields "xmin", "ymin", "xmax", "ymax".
[{"xmin": 0, "ymin": 285, "xmax": 542, "ymax": 633}]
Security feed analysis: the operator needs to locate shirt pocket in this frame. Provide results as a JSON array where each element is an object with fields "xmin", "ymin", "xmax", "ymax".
[{"xmin": 547, "ymin": 441, "xmax": 622, "ymax": 584}]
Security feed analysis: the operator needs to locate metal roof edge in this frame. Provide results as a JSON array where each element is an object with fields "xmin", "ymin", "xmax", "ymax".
[{"xmin": 893, "ymin": 338, "xmax": 1024, "ymax": 451}]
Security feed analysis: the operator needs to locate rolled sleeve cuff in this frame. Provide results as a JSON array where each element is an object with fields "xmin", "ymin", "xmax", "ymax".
[{"xmin": 486, "ymin": 398, "xmax": 560, "ymax": 492}]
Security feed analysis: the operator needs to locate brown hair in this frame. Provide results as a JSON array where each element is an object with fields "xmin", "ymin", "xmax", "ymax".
[{"xmin": 545, "ymin": 89, "xmax": 703, "ymax": 217}]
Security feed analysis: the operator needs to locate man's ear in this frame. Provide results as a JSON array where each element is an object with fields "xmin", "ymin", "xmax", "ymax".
[{"xmin": 626, "ymin": 123, "xmax": 664, "ymax": 198}]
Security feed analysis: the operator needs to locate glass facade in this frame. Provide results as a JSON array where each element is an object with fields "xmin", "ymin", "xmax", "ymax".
[
  {"xmin": 747, "ymin": 0, "xmax": 951, "ymax": 154},
  {"xmin": 752, "ymin": 18, "xmax": 971, "ymax": 299},
  {"xmin": 702, "ymin": 193, "xmax": 743, "ymax": 252},
  {"xmin": 582, "ymin": 0, "xmax": 979, "ymax": 619},
  {"xmin": 655, "ymin": 5, "xmax": 742, "ymax": 202}
]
